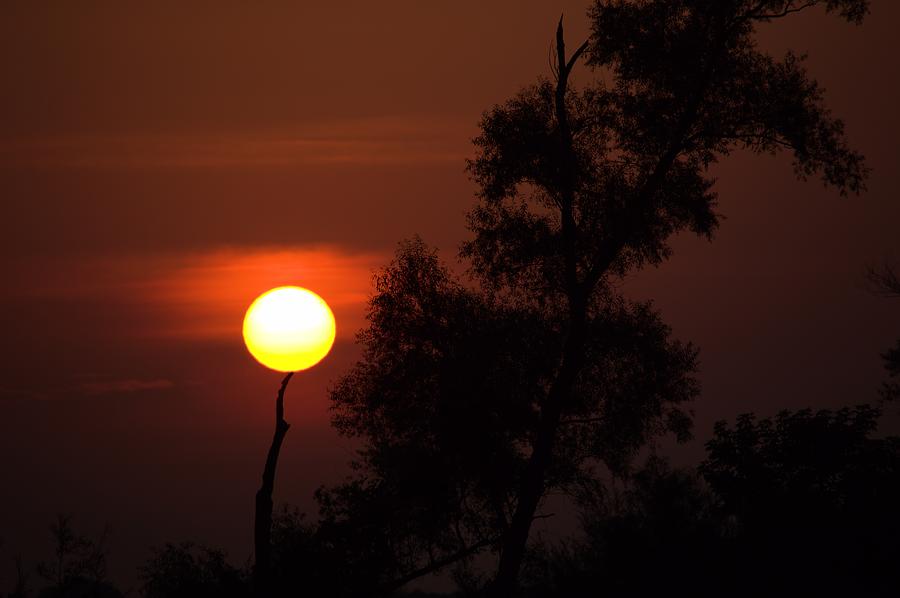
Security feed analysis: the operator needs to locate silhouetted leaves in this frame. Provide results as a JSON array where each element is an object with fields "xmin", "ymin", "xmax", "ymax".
[
  {"xmin": 700, "ymin": 406, "xmax": 900, "ymax": 596},
  {"xmin": 520, "ymin": 457, "xmax": 720, "ymax": 598},
  {"xmin": 35, "ymin": 516, "xmax": 119, "ymax": 598},
  {"xmin": 522, "ymin": 405, "xmax": 900, "ymax": 597},
  {"xmin": 318, "ymin": 238, "xmax": 698, "ymax": 592},
  {"xmin": 139, "ymin": 542, "xmax": 247, "ymax": 598}
]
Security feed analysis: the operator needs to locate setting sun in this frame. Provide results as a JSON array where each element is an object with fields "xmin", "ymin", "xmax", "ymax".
[{"xmin": 242, "ymin": 286, "xmax": 336, "ymax": 372}]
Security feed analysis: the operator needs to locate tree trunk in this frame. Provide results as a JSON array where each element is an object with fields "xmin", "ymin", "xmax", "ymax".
[
  {"xmin": 253, "ymin": 372, "xmax": 294, "ymax": 597},
  {"xmin": 490, "ymin": 19, "xmax": 590, "ymax": 596},
  {"xmin": 489, "ymin": 318, "xmax": 586, "ymax": 597}
]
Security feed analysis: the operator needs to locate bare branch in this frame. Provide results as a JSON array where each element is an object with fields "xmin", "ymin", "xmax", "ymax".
[
  {"xmin": 566, "ymin": 39, "xmax": 590, "ymax": 74},
  {"xmin": 253, "ymin": 371, "xmax": 295, "ymax": 596}
]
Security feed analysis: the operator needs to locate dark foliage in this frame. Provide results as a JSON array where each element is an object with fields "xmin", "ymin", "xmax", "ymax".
[
  {"xmin": 268, "ymin": 505, "xmax": 392, "ymax": 597},
  {"xmin": 138, "ymin": 543, "xmax": 248, "ymax": 598},
  {"xmin": 521, "ymin": 405, "xmax": 900, "ymax": 597},
  {"xmin": 468, "ymin": 0, "xmax": 868, "ymax": 303},
  {"xmin": 469, "ymin": 2, "xmax": 868, "ymax": 589},
  {"xmin": 319, "ymin": 238, "xmax": 697, "ymax": 593},
  {"xmin": 700, "ymin": 405, "xmax": 900, "ymax": 596},
  {"xmin": 520, "ymin": 457, "xmax": 720, "ymax": 597},
  {"xmin": 33, "ymin": 516, "xmax": 120, "ymax": 598}
]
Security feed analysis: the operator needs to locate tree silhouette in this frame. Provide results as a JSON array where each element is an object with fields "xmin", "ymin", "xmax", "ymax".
[
  {"xmin": 139, "ymin": 542, "xmax": 247, "ymax": 598},
  {"xmin": 320, "ymin": 0, "xmax": 870, "ymax": 593},
  {"xmin": 700, "ymin": 406, "xmax": 900, "ymax": 596},
  {"xmin": 323, "ymin": 238, "xmax": 697, "ymax": 594},
  {"xmin": 470, "ymin": 1, "xmax": 868, "ymax": 591},
  {"xmin": 518, "ymin": 405, "xmax": 900, "ymax": 597},
  {"xmin": 33, "ymin": 515, "xmax": 120, "ymax": 598},
  {"xmin": 518, "ymin": 457, "xmax": 721, "ymax": 597}
]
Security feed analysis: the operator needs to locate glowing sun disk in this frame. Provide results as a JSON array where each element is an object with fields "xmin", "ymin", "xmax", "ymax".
[{"xmin": 242, "ymin": 286, "xmax": 336, "ymax": 372}]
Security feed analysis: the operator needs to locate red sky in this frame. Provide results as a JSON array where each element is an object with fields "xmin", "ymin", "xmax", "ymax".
[{"xmin": 2, "ymin": 1, "xmax": 899, "ymax": 589}]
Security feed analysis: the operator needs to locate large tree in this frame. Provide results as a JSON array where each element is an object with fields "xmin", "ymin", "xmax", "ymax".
[
  {"xmin": 324, "ymin": 0, "xmax": 870, "ymax": 594},
  {"xmin": 322, "ymin": 238, "xmax": 696, "ymax": 595}
]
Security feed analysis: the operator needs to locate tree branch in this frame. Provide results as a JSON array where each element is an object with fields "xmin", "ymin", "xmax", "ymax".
[
  {"xmin": 744, "ymin": 0, "xmax": 817, "ymax": 21},
  {"xmin": 566, "ymin": 39, "xmax": 590, "ymax": 74},
  {"xmin": 376, "ymin": 535, "xmax": 499, "ymax": 596}
]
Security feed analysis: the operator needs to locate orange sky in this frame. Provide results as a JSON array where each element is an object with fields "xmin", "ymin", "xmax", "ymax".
[
  {"xmin": 19, "ymin": 246, "xmax": 382, "ymax": 340},
  {"xmin": 2, "ymin": 1, "xmax": 899, "ymax": 590}
]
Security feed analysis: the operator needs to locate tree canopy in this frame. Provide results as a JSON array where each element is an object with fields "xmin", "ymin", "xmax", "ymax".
[
  {"xmin": 323, "ymin": 0, "xmax": 871, "ymax": 594},
  {"xmin": 320, "ymin": 238, "xmax": 697, "ymax": 593}
]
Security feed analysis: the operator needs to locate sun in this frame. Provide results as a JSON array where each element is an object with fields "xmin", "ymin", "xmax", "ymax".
[{"xmin": 242, "ymin": 286, "xmax": 336, "ymax": 372}]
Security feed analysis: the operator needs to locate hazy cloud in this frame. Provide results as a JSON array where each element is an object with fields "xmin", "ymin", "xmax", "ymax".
[
  {"xmin": 80, "ymin": 378, "xmax": 174, "ymax": 395},
  {"xmin": 0, "ymin": 116, "xmax": 473, "ymax": 169}
]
